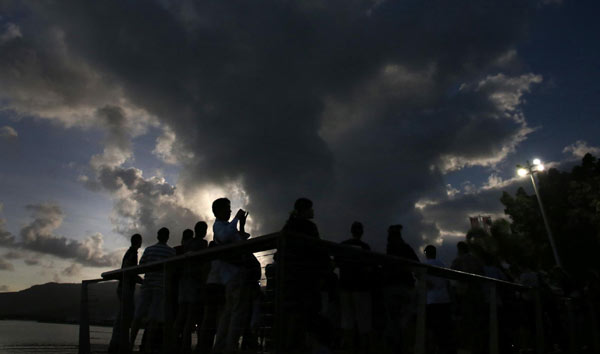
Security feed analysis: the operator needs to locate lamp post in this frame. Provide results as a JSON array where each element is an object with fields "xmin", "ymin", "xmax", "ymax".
[{"xmin": 517, "ymin": 159, "xmax": 562, "ymax": 268}]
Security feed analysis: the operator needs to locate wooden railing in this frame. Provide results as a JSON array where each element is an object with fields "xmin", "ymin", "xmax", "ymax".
[{"xmin": 78, "ymin": 231, "xmax": 598, "ymax": 354}]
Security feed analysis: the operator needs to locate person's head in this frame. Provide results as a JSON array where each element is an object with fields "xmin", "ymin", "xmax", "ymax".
[
  {"xmin": 456, "ymin": 241, "xmax": 469, "ymax": 255},
  {"xmin": 130, "ymin": 234, "xmax": 142, "ymax": 249},
  {"xmin": 351, "ymin": 221, "xmax": 363, "ymax": 239},
  {"xmin": 194, "ymin": 221, "xmax": 208, "ymax": 238},
  {"xmin": 424, "ymin": 245, "xmax": 436, "ymax": 259},
  {"xmin": 157, "ymin": 227, "xmax": 170, "ymax": 243},
  {"xmin": 293, "ymin": 197, "xmax": 314, "ymax": 219},
  {"xmin": 212, "ymin": 198, "xmax": 231, "ymax": 221},
  {"xmin": 181, "ymin": 229, "xmax": 193, "ymax": 245},
  {"xmin": 387, "ymin": 224, "xmax": 403, "ymax": 238}
]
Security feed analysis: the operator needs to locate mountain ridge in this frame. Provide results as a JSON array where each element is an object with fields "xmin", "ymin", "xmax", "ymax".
[{"xmin": 0, "ymin": 281, "xmax": 120, "ymax": 325}]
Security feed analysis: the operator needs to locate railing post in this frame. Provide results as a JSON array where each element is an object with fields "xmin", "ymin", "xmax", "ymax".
[
  {"xmin": 119, "ymin": 272, "xmax": 131, "ymax": 354},
  {"xmin": 588, "ymin": 294, "xmax": 600, "ymax": 353},
  {"xmin": 566, "ymin": 298, "xmax": 577, "ymax": 354},
  {"xmin": 414, "ymin": 267, "xmax": 427, "ymax": 354},
  {"xmin": 78, "ymin": 281, "xmax": 91, "ymax": 354},
  {"xmin": 534, "ymin": 289, "xmax": 544, "ymax": 354},
  {"xmin": 163, "ymin": 263, "xmax": 175, "ymax": 354},
  {"xmin": 489, "ymin": 282, "xmax": 499, "ymax": 354},
  {"xmin": 275, "ymin": 232, "xmax": 286, "ymax": 354}
]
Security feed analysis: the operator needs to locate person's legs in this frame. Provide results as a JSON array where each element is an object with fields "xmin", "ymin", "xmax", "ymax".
[
  {"xmin": 224, "ymin": 274, "xmax": 249, "ymax": 352},
  {"xmin": 214, "ymin": 277, "xmax": 239, "ymax": 353},
  {"xmin": 174, "ymin": 302, "xmax": 190, "ymax": 353},
  {"xmin": 130, "ymin": 288, "xmax": 152, "ymax": 351},
  {"xmin": 198, "ymin": 284, "xmax": 223, "ymax": 354},
  {"xmin": 143, "ymin": 288, "xmax": 165, "ymax": 354},
  {"xmin": 339, "ymin": 291, "xmax": 356, "ymax": 353},
  {"xmin": 355, "ymin": 291, "xmax": 373, "ymax": 354}
]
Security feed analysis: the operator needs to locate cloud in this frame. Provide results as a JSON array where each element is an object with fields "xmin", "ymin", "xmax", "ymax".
[
  {"xmin": 0, "ymin": 285, "xmax": 9, "ymax": 292},
  {"xmin": 0, "ymin": 22, "xmax": 21, "ymax": 44},
  {"xmin": 0, "ymin": 204, "xmax": 16, "ymax": 246},
  {"xmin": 16, "ymin": 203, "xmax": 120, "ymax": 267},
  {"xmin": 0, "ymin": 126, "xmax": 18, "ymax": 139},
  {"xmin": 3, "ymin": 251, "xmax": 23, "ymax": 260},
  {"xmin": 0, "ymin": 257, "xmax": 14, "ymax": 271},
  {"xmin": 24, "ymin": 258, "xmax": 39, "ymax": 266},
  {"xmin": 563, "ymin": 140, "xmax": 600, "ymax": 159},
  {"xmin": 0, "ymin": 0, "xmax": 543, "ymax": 251},
  {"xmin": 62, "ymin": 263, "xmax": 82, "ymax": 277}
]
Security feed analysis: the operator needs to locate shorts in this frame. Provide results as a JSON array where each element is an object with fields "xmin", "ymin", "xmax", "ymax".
[
  {"xmin": 134, "ymin": 287, "xmax": 164, "ymax": 322},
  {"xmin": 340, "ymin": 290, "xmax": 372, "ymax": 333}
]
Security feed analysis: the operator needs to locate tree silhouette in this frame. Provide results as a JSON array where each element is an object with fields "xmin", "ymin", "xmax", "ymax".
[{"xmin": 500, "ymin": 153, "xmax": 600, "ymax": 280}]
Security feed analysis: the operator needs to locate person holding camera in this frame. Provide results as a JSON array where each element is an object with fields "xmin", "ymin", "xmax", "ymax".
[{"xmin": 208, "ymin": 198, "xmax": 251, "ymax": 353}]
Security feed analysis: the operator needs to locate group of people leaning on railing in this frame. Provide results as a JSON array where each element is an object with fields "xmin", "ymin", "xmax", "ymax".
[{"xmin": 106, "ymin": 196, "xmax": 595, "ymax": 354}]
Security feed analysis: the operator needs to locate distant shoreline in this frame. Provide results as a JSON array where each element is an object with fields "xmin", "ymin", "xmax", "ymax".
[{"xmin": 0, "ymin": 317, "xmax": 113, "ymax": 327}]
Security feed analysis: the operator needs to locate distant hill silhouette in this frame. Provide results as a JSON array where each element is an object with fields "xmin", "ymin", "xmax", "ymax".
[{"xmin": 0, "ymin": 282, "xmax": 120, "ymax": 325}]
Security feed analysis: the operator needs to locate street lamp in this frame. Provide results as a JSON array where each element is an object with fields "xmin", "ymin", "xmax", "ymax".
[{"xmin": 516, "ymin": 159, "xmax": 562, "ymax": 268}]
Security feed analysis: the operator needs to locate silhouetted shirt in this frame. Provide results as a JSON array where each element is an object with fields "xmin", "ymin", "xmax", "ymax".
[
  {"xmin": 282, "ymin": 216, "xmax": 319, "ymax": 238},
  {"xmin": 186, "ymin": 238, "xmax": 209, "ymax": 284},
  {"xmin": 281, "ymin": 216, "xmax": 330, "ymax": 287},
  {"xmin": 451, "ymin": 253, "xmax": 484, "ymax": 275},
  {"xmin": 385, "ymin": 239, "xmax": 420, "ymax": 286},
  {"xmin": 425, "ymin": 258, "xmax": 450, "ymax": 304},
  {"xmin": 117, "ymin": 246, "xmax": 140, "ymax": 296},
  {"xmin": 338, "ymin": 238, "xmax": 371, "ymax": 291},
  {"xmin": 140, "ymin": 242, "xmax": 176, "ymax": 289},
  {"xmin": 207, "ymin": 218, "xmax": 249, "ymax": 285}
]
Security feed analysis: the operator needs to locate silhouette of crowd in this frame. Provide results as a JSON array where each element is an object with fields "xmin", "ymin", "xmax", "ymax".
[{"xmin": 106, "ymin": 197, "xmax": 600, "ymax": 354}]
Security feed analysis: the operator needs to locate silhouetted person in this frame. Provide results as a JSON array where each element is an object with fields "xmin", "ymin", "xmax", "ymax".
[
  {"xmin": 451, "ymin": 241, "xmax": 484, "ymax": 354},
  {"xmin": 451, "ymin": 241, "xmax": 483, "ymax": 275},
  {"xmin": 383, "ymin": 224, "xmax": 419, "ymax": 354},
  {"xmin": 337, "ymin": 221, "xmax": 373, "ymax": 354},
  {"xmin": 108, "ymin": 233, "xmax": 143, "ymax": 353},
  {"xmin": 208, "ymin": 197, "xmax": 251, "ymax": 353},
  {"xmin": 423, "ymin": 245, "xmax": 456, "ymax": 354},
  {"xmin": 174, "ymin": 228, "xmax": 194, "ymax": 353},
  {"xmin": 281, "ymin": 197, "xmax": 331, "ymax": 353},
  {"xmin": 130, "ymin": 227, "xmax": 176, "ymax": 353},
  {"xmin": 183, "ymin": 221, "xmax": 210, "ymax": 353}
]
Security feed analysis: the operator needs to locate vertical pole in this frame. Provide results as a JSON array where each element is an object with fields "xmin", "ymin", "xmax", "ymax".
[
  {"xmin": 163, "ymin": 264, "xmax": 175, "ymax": 354},
  {"xmin": 534, "ymin": 289, "xmax": 545, "ymax": 354},
  {"xmin": 275, "ymin": 232, "xmax": 286, "ymax": 354},
  {"xmin": 565, "ymin": 298, "xmax": 577, "ymax": 354},
  {"xmin": 78, "ymin": 281, "xmax": 91, "ymax": 354},
  {"xmin": 530, "ymin": 173, "xmax": 562, "ymax": 268},
  {"xmin": 489, "ymin": 283, "xmax": 499, "ymax": 354},
  {"xmin": 414, "ymin": 267, "xmax": 427, "ymax": 354},
  {"xmin": 587, "ymin": 294, "xmax": 600, "ymax": 353},
  {"xmin": 119, "ymin": 272, "xmax": 131, "ymax": 353}
]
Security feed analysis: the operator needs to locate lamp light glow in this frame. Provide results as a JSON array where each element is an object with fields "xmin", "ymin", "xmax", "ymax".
[
  {"xmin": 517, "ymin": 168, "xmax": 528, "ymax": 177},
  {"xmin": 537, "ymin": 164, "xmax": 545, "ymax": 171},
  {"xmin": 533, "ymin": 158, "xmax": 541, "ymax": 166}
]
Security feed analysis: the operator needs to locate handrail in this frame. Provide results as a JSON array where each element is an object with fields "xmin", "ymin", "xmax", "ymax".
[
  {"xmin": 100, "ymin": 231, "xmax": 528, "ymax": 290},
  {"xmin": 101, "ymin": 232, "xmax": 280, "ymax": 280}
]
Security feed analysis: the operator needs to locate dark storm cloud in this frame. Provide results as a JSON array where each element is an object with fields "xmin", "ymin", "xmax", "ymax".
[{"xmin": 0, "ymin": 0, "xmax": 544, "ymax": 250}]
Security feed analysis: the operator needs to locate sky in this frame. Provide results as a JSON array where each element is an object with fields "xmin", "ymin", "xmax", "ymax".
[{"xmin": 0, "ymin": 0, "xmax": 599, "ymax": 292}]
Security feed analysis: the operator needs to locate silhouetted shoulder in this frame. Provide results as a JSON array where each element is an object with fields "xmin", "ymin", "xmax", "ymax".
[
  {"xmin": 340, "ymin": 238, "xmax": 370, "ymax": 251},
  {"xmin": 282, "ymin": 216, "xmax": 320, "ymax": 238}
]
